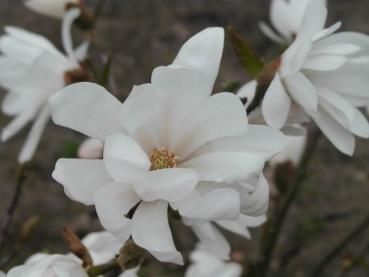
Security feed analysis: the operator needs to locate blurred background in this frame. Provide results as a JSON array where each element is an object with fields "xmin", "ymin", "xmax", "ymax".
[{"xmin": 0, "ymin": 0, "xmax": 369, "ymax": 276}]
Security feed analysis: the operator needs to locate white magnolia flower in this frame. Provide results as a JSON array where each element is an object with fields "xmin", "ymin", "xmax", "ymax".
[
  {"xmin": 259, "ymin": 0, "xmax": 326, "ymax": 45},
  {"xmin": 25, "ymin": 0, "xmax": 78, "ymax": 19},
  {"xmin": 0, "ymin": 8, "xmax": 88, "ymax": 163},
  {"xmin": 260, "ymin": 0, "xmax": 369, "ymax": 155},
  {"xmin": 185, "ymin": 249, "xmax": 242, "ymax": 277},
  {"xmin": 50, "ymin": 27, "xmax": 285, "ymax": 265},
  {"xmin": 7, "ymin": 254, "xmax": 88, "ymax": 277}
]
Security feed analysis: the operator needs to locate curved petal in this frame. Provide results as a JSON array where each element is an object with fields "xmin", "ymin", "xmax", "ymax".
[
  {"xmin": 297, "ymin": 0, "xmax": 327, "ymax": 39},
  {"xmin": 350, "ymin": 109, "xmax": 369, "ymax": 138},
  {"xmin": 133, "ymin": 168, "xmax": 198, "ymax": 202},
  {"xmin": 132, "ymin": 200, "xmax": 183, "ymax": 265},
  {"xmin": 192, "ymin": 124, "xmax": 285, "ymax": 160},
  {"xmin": 104, "ymin": 133, "xmax": 150, "ymax": 183},
  {"xmin": 182, "ymin": 152, "xmax": 265, "ymax": 183},
  {"xmin": 191, "ymin": 223, "xmax": 230, "ymax": 260},
  {"xmin": 284, "ymin": 72, "xmax": 318, "ymax": 114},
  {"xmin": 172, "ymin": 27, "xmax": 224, "ymax": 94},
  {"xmin": 18, "ymin": 105, "xmax": 50, "ymax": 163},
  {"xmin": 312, "ymin": 110, "xmax": 355, "ymax": 155},
  {"xmin": 52, "ymin": 159, "xmax": 111, "ymax": 205},
  {"xmin": 50, "ymin": 82, "xmax": 127, "ymax": 140},
  {"xmin": 176, "ymin": 188, "xmax": 240, "ymax": 222},
  {"xmin": 25, "ymin": 0, "xmax": 74, "ymax": 18},
  {"xmin": 1, "ymin": 108, "xmax": 37, "ymax": 142},
  {"xmin": 94, "ymin": 183, "xmax": 140, "ymax": 242},
  {"xmin": 172, "ymin": 92, "xmax": 248, "ymax": 158},
  {"xmin": 303, "ymin": 54, "xmax": 347, "ymax": 71},
  {"xmin": 262, "ymin": 73, "xmax": 291, "ymax": 129},
  {"xmin": 259, "ymin": 22, "xmax": 287, "ymax": 44}
]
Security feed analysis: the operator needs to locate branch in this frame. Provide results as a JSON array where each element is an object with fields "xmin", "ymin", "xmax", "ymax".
[
  {"xmin": 309, "ymin": 213, "xmax": 369, "ymax": 277},
  {"xmin": 0, "ymin": 164, "xmax": 30, "ymax": 253}
]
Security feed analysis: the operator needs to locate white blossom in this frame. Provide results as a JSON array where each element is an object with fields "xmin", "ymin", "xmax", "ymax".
[
  {"xmin": 50, "ymin": 27, "xmax": 285, "ymax": 265},
  {"xmin": 0, "ymin": 8, "xmax": 88, "ymax": 163},
  {"xmin": 259, "ymin": 0, "xmax": 326, "ymax": 45},
  {"xmin": 260, "ymin": 0, "xmax": 369, "ymax": 155},
  {"xmin": 24, "ymin": 0, "xmax": 78, "ymax": 19},
  {"xmin": 7, "ymin": 254, "xmax": 88, "ymax": 277},
  {"xmin": 185, "ymin": 249, "xmax": 242, "ymax": 277}
]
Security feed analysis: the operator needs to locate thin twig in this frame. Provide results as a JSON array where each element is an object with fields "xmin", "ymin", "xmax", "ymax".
[
  {"xmin": 249, "ymin": 128, "xmax": 322, "ymax": 277},
  {"xmin": 0, "ymin": 164, "xmax": 29, "ymax": 253},
  {"xmin": 309, "ymin": 214, "xmax": 369, "ymax": 277}
]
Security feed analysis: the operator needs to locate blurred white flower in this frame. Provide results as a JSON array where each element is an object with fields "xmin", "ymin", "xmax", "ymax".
[
  {"xmin": 25, "ymin": 0, "xmax": 78, "ymax": 19},
  {"xmin": 185, "ymin": 249, "xmax": 242, "ymax": 277},
  {"xmin": 0, "ymin": 8, "xmax": 88, "ymax": 163},
  {"xmin": 50, "ymin": 27, "xmax": 285, "ymax": 265},
  {"xmin": 260, "ymin": 0, "xmax": 369, "ymax": 155},
  {"xmin": 0, "ymin": 271, "xmax": 5, "ymax": 277},
  {"xmin": 259, "ymin": 0, "xmax": 327, "ymax": 44},
  {"xmin": 78, "ymin": 138, "xmax": 104, "ymax": 159},
  {"xmin": 7, "ymin": 254, "xmax": 88, "ymax": 277}
]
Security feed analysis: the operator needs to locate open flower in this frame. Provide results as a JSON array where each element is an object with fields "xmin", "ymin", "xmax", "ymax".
[
  {"xmin": 259, "ymin": 0, "xmax": 326, "ymax": 45},
  {"xmin": 50, "ymin": 27, "xmax": 285, "ymax": 265},
  {"xmin": 7, "ymin": 254, "xmax": 88, "ymax": 277},
  {"xmin": 260, "ymin": 0, "xmax": 369, "ymax": 155},
  {"xmin": 185, "ymin": 249, "xmax": 242, "ymax": 277},
  {"xmin": 25, "ymin": 0, "xmax": 79, "ymax": 18},
  {"xmin": 0, "ymin": 8, "xmax": 89, "ymax": 163}
]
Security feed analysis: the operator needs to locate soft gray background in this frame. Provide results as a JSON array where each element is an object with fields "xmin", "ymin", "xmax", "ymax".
[{"xmin": 0, "ymin": 0, "xmax": 369, "ymax": 276}]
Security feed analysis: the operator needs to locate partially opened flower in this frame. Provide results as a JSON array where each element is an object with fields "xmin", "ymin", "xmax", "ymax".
[
  {"xmin": 7, "ymin": 254, "xmax": 88, "ymax": 277},
  {"xmin": 25, "ymin": 0, "xmax": 79, "ymax": 19},
  {"xmin": 0, "ymin": 8, "xmax": 89, "ymax": 163},
  {"xmin": 185, "ymin": 249, "xmax": 242, "ymax": 277},
  {"xmin": 260, "ymin": 0, "xmax": 369, "ymax": 155},
  {"xmin": 50, "ymin": 27, "xmax": 285, "ymax": 265},
  {"xmin": 259, "ymin": 0, "xmax": 326, "ymax": 45}
]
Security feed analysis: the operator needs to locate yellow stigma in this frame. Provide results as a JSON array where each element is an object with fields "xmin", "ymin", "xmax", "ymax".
[{"xmin": 149, "ymin": 147, "xmax": 179, "ymax": 171}]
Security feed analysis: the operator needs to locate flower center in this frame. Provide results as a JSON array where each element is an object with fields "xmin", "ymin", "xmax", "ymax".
[{"xmin": 149, "ymin": 147, "xmax": 179, "ymax": 171}]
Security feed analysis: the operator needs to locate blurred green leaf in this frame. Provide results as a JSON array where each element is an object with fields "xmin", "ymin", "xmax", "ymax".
[{"xmin": 227, "ymin": 25, "xmax": 264, "ymax": 78}]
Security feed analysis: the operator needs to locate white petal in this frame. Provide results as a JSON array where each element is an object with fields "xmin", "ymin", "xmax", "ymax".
[
  {"xmin": 52, "ymin": 159, "xmax": 111, "ymax": 205},
  {"xmin": 281, "ymin": 37, "xmax": 312, "ymax": 76},
  {"xmin": 259, "ymin": 22, "xmax": 287, "ymax": 44},
  {"xmin": 303, "ymin": 54, "xmax": 346, "ymax": 71},
  {"xmin": 62, "ymin": 8, "xmax": 80, "ymax": 63},
  {"xmin": 192, "ymin": 223, "xmax": 230, "ymax": 260},
  {"xmin": 18, "ymin": 105, "xmax": 50, "ymax": 163},
  {"xmin": 172, "ymin": 27, "xmax": 224, "ymax": 93},
  {"xmin": 298, "ymin": 0, "xmax": 327, "ymax": 39},
  {"xmin": 74, "ymin": 41, "xmax": 90, "ymax": 61},
  {"xmin": 94, "ymin": 183, "xmax": 140, "ymax": 242},
  {"xmin": 78, "ymin": 138, "xmax": 104, "ymax": 159},
  {"xmin": 192, "ymin": 124, "xmax": 286, "ymax": 159},
  {"xmin": 24, "ymin": 0, "xmax": 76, "ymax": 18},
  {"xmin": 237, "ymin": 80, "xmax": 257, "ymax": 109},
  {"xmin": 313, "ymin": 22, "xmax": 342, "ymax": 42},
  {"xmin": 177, "ymin": 188, "xmax": 240, "ymax": 222},
  {"xmin": 262, "ymin": 73, "xmax": 291, "ymax": 129},
  {"xmin": 311, "ymin": 43, "xmax": 361, "ymax": 56},
  {"xmin": 49, "ymin": 82, "xmax": 127, "ymax": 140},
  {"xmin": 350, "ymin": 109, "xmax": 369, "ymax": 138},
  {"xmin": 120, "ymin": 84, "xmax": 159, "ymax": 135},
  {"xmin": 104, "ymin": 133, "xmax": 150, "ymax": 183},
  {"xmin": 172, "ymin": 92, "xmax": 248, "ymax": 158},
  {"xmin": 1, "ymin": 108, "xmax": 38, "ymax": 142},
  {"xmin": 284, "ymin": 72, "xmax": 318, "ymax": 113},
  {"xmin": 133, "ymin": 168, "xmax": 198, "ymax": 202},
  {"xmin": 237, "ymin": 174, "xmax": 270, "ymax": 216},
  {"xmin": 270, "ymin": 133, "xmax": 307, "ymax": 166},
  {"xmin": 132, "ymin": 200, "xmax": 183, "ymax": 265},
  {"xmin": 312, "ymin": 110, "xmax": 355, "ymax": 155},
  {"xmin": 182, "ymin": 152, "xmax": 264, "ymax": 183}
]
